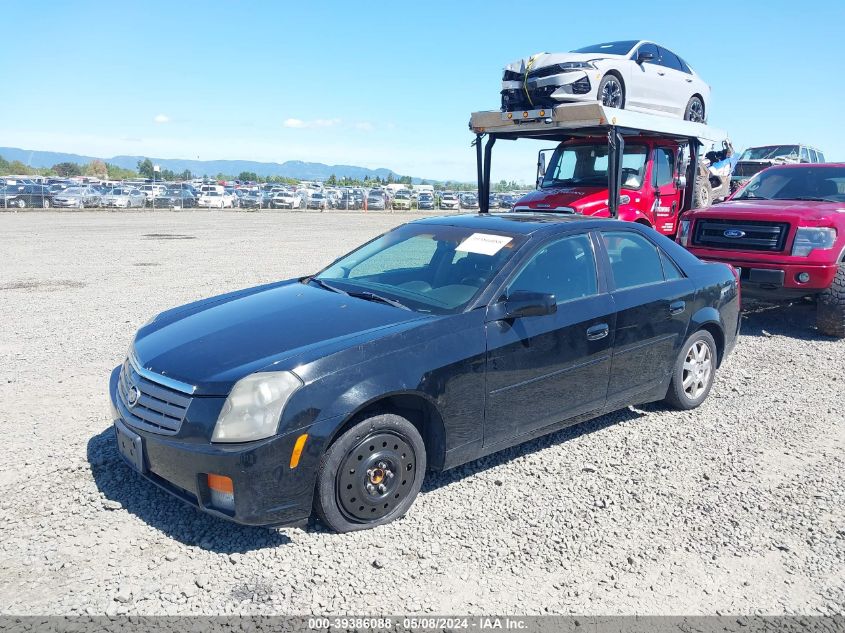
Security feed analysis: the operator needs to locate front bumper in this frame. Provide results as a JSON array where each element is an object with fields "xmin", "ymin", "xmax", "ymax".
[
  {"xmin": 693, "ymin": 255, "xmax": 838, "ymax": 299},
  {"xmin": 108, "ymin": 366, "xmax": 319, "ymax": 527},
  {"xmin": 501, "ymin": 71, "xmax": 594, "ymax": 110}
]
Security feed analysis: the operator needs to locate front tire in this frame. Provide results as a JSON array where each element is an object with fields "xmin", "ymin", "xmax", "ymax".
[
  {"xmin": 684, "ymin": 96, "xmax": 705, "ymax": 122},
  {"xmin": 598, "ymin": 74, "xmax": 625, "ymax": 109},
  {"xmin": 693, "ymin": 175, "xmax": 712, "ymax": 208},
  {"xmin": 42, "ymin": 198, "xmax": 50, "ymax": 209},
  {"xmin": 314, "ymin": 413, "xmax": 426, "ymax": 533},
  {"xmin": 817, "ymin": 263, "xmax": 845, "ymax": 338},
  {"xmin": 664, "ymin": 330, "xmax": 718, "ymax": 410},
  {"xmin": 16, "ymin": 199, "xmax": 26, "ymax": 209}
]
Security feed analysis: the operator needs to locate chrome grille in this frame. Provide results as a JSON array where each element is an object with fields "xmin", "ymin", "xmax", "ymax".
[
  {"xmin": 116, "ymin": 359, "xmax": 191, "ymax": 435},
  {"xmin": 692, "ymin": 219, "xmax": 790, "ymax": 252}
]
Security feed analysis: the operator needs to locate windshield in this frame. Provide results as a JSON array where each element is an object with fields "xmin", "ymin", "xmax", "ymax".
[
  {"xmin": 571, "ymin": 40, "xmax": 638, "ymax": 55},
  {"xmin": 61, "ymin": 188, "xmax": 83, "ymax": 195},
  {"xmin": 739, "ymin": 145, "xmax": 800, "ymax": 161},
  {"xmin": 108, "ymin": 188, "xmax": 130, "ymax": 195},
  {"xmin": 314, "ymin": 224, "xmax": 524, "ymax": 314},
  {"xmin": 542, "ymin": 143, "xmax": 648, "ymax": 190},
  {"xmin": 733, "ymin": 166, "xmax": 845, "ymax": 201}
]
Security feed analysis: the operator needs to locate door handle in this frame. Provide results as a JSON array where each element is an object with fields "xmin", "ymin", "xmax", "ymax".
[
  {"xmin": 686, "ymin": 78, "xmax": 693, "ymax": 82},
  {"xmin": 657, "ymin": 71, "xmax": 665, "ymax": 76},
  {"xmin": 586, "ymin": 323, "xmax": 609, "ymax": 341},
  {"xmin": 669, "ymin": 301, "xmax": 686, "ymax": 315}
]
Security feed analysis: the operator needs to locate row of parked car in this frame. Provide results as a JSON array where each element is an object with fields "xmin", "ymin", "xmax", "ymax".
[{"xmin": 0, "ymin": 176, "xmax": 526, "ymax": 212}]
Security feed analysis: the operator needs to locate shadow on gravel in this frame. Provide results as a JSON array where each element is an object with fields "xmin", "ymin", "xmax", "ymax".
[
  {"xmin": 87, "ymin": 428, "xmax": 291, "ymax": 553},
  {"xmin": 421, "ymin": 406, "xmax": 643, "ymax": 494},
  {"xmin": 739, "ymin": 299, "xmax": 835, "ymax": 341}
]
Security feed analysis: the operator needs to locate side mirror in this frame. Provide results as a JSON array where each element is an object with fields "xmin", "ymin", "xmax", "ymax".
[
  {"xmin": 636, "ymin": 50, "xmax": 655, "ymax": 64},
  {"xmin": 492, "ymin": 291, "xmax": 557, "ymax": 320},
  {"xmin": 536, "ymin": 152, "xmax": 547, "ymax": 189}
]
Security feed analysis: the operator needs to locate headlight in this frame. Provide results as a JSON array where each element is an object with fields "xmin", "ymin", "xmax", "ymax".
[
  {"xmin": 678, "ymin": 220, "xmax": 691, "ymax": 247},
  {"xmin": 556, "ymin": 61, "xmax": 595, "ymax": 71},
  {"xmin": 212, "ymin": 371, "xmax": 303, "ymax": 443},
  {"xmin": 791, "ymin": 227, "xmax": 836, "ymax": 257}
]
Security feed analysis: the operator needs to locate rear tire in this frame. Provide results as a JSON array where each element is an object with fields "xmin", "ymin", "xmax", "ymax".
[
  {"xmin": 693, "ymin": 175, "xmax": 712, "ymax": 208},
  {"xmin": 817, "ymin": 264, "xmax": 845, "ymax": 338},
  {"xmin": 314, "ymin": 413, "xmax": 426, "ymax": 533},
  {"xmin": 664, "ymin": 330, "xmax": 718, "ymax": 410},
  {"xmin": 42, "ymin": 198, "xmax": 50, "ymax": 209}
]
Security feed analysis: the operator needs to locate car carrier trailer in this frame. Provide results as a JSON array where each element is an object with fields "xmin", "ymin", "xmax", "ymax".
[{"xmin": 470, "ymin": 102, "xmax": 729, "ymax": 236}]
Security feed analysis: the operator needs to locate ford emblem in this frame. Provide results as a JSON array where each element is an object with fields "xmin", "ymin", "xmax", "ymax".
[{"xmin": 723, "ymin": 229, "xmax": 745, "ymax": 238}]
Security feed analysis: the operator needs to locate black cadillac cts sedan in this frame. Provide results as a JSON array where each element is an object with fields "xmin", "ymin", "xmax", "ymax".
[{"xmin": 109, "ymin": 213, "xmax": 740, "ymax": 532}]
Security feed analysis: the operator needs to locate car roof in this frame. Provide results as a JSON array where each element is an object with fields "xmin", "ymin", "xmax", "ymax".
[{"xmin": 411, "ymin": 212, "xmax": 625, "ymax": 235}]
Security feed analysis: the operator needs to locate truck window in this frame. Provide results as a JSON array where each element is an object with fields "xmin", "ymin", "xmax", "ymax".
[
  {"xmin": 809, "ymin": 149, "xmax": 818, "ymax": 163},
  {"xmin": 800, "ymin": 147, "xmax": 811, "ymax": 163},
  {"xmin": 542, "ymin": 144, "xmax": 647, "ymax": 190},
  {"xmin": 818, "ymin": 151, "xmax": 826, "ymax": 162},
  {"xmin": 653, "ymin": 148, "xmax": 675, "ymax": 187}
]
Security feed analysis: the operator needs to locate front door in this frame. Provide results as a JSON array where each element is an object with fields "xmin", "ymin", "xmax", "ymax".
[
  {"xmin": 483, "ymin": 233, "xmax": 615, "ymax": 447},
  {"xmin": 598, "ymin": 230, "xmax": 694, "ymax": 407},
  {"xmin": 651, "ymin": 146, "xmax": 682, "ymax": 235}
]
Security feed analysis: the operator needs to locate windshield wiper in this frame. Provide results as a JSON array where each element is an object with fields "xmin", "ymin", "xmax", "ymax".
[
  {"xmin": 304, "ymin": 276, "xmax": 348, "ymax": 295},
  {"xmin": 346, "ymin": 290, "xmax": 411, "ymax": 310}
]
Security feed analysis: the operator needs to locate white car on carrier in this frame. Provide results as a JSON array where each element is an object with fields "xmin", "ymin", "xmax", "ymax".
[{"xmin": 501, "ymin": 40, "xmax": 710, "ymax": 123}]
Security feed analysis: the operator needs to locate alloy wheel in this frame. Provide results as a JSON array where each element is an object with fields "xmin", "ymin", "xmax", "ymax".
[
  {"xmin": 600, "ymin": 77, "xmax": 623, "ymax": 108},
  {"xmin": 687, "ymin": 98, "xmax": 705, "ymax": 122},
  {"xmin": 336, "ymin": 431, "xmax": 417, "ymax": 522},
  {"xmin": 682, "ymin": 340, "xmax": 712, "ymax": 400}
]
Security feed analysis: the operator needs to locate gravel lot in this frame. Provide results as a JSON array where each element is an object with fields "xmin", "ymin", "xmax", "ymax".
[{"xmin": 0, "ymin": 211, "xmax": 842, "ymax": 616}]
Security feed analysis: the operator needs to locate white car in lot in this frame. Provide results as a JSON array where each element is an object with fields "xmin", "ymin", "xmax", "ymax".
[
  {"xmin": 198, "ymin": 191, "xmax": 232, "ymax": 209},
  {"xmin": 271, "ymin": 188, "xmax": 304, "ymax": 209},
  {"xmin": 501, "ymin": 40, "xmax": 710, "ymax": 122}
]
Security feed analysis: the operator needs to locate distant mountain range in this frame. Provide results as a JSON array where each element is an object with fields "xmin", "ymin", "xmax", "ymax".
[{"xmin": 0, "ymin": 146, "xmax": 419, "ymax": 182}]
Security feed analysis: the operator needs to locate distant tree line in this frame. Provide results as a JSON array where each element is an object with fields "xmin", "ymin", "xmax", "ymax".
[{"xmin": 1, "ymin": 154, "xmax": 526, "ymax": 190}]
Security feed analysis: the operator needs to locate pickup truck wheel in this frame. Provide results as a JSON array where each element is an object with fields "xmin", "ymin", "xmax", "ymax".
[
  {"xmin": 693, "ymin": 176, "xmax": 712, "ymax": 208},
  {"xmin": 664, "ymin": 330, "xmax": 717, "ymax": 410},
  {"xmin": 817, "ymin": 264, "xmax": 845, "ymax": 338},
  {"xmin": 314, "ymin": 413, "xmax": 426, "ymax": 533}
]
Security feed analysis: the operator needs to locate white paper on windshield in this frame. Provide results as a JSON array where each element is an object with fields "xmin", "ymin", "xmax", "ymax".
[{"xmin": 456, "ymin": 233, "xmax": 513, "ymax": 256}]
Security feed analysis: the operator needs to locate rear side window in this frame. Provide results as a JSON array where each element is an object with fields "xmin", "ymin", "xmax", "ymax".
[
  {"xmin": 657, "ymin": 47, "xmax": 684, "ymax": 71},
  {"xmin": 818, "ymin": 151, "xmax": 826, "ymax": 162},
  {"xmin": 660, "ymin": 251, "xmax": 684, "ymax": 280},
  {"xmin": 800, "ymin": 147, "xmax": 811, "ymax": 163},
  {"xmin": 809, "ymin": 149, "xmax": 818, "ymax": 163},
  {"xmin": 602, "ymin": 231, "xmax": 665, "ymax": 290}
]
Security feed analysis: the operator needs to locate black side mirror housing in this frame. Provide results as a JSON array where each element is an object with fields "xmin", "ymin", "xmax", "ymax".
[
  {"xmin": 636, "ymin": 51, "xmax": 655, "ymax": 64},
  {"xmin": 489, "ymin": 291, "xmax": 557, "ymax": 320}
]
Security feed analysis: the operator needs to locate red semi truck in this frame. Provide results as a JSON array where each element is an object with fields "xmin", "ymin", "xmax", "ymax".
[
  {"xmin": 679, "ymin": 163, "xmax": 845, "ymax": 337},
  {"xmin": 469, "ymin": 102, "xmax": 730, "ymax": 238}
]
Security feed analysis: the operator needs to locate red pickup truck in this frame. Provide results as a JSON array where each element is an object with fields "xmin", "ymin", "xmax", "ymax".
[{"xmin": 679, "ymin": 163, "xmax": 845, "ymax": 337}]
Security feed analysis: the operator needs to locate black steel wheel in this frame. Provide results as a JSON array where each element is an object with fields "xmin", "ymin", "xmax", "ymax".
[
  {"xmin": 684, "ymin": 96, "xmax": 705, "ymax": 122},
  {"xmin": 314, "ymin": 413, "xmax": 426, "ymax": 532},
  {"xmin": 598, "ymin": 74, "xmax": 625, "ymax": 109}
]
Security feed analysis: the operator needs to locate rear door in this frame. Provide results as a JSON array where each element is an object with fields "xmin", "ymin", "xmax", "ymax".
[
  {"xmin": 598, "ymin": 230, "xmax": 694, "ymax": 408},
  {"xmin": 656, "ymin": 47, "xmax": 695, "ymax": 117},
  {"xmin": 483, "ymin": 232, "xmax": 615, "ymax": 447},
  {"xmin": 651, "ymin": 145, "xmax": 683, "ymax": 236}
]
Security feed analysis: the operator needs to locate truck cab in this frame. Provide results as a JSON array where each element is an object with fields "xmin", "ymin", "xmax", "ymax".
[{"xmin": 514, "ymin": 136, "xmax": 686, "ymax": 236}]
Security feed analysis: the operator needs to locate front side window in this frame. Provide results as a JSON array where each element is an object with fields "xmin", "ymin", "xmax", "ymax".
[
  {"xmin": 602, "ymin": 231, "xmax": 664, "ymax": 290},
  {"xmin": 657, "ymin": 47, "xmax": 683, "ymax": 71},
  {"xmin": 653, "ymin": 148, "xmax": 675, "ymax": 187},
  {"xmin": 542, "ymin": 143, "xmax": 648, "ymax": 190},
  {"xmin": 507, "ymin": 234, "xmax": 598, "ymax": 304},
  {"xmin": 316, "ymin": 225, "xmax": 524, "ymax": 314}
]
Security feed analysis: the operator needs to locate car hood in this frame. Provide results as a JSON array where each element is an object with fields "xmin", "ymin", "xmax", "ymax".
[
  {"xmin": 514, "ymin": 186, "xmax": 615, "ymax": 215},
  {"xmin": 685, "ymin": 199, "xmax": 845, "ymax": 224},
  {"xmin": 504, "ymin": 51, "xmax": 624, "ymax": 73},
  {"xmin": 133, "ymin": 280, "xmax": 428, "ymax": 395}
]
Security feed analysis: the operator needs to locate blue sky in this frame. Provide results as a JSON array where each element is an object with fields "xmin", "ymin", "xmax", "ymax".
[{"xmin": 2, "ymin": 0, "xmax": 843, "ymax": 182}]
